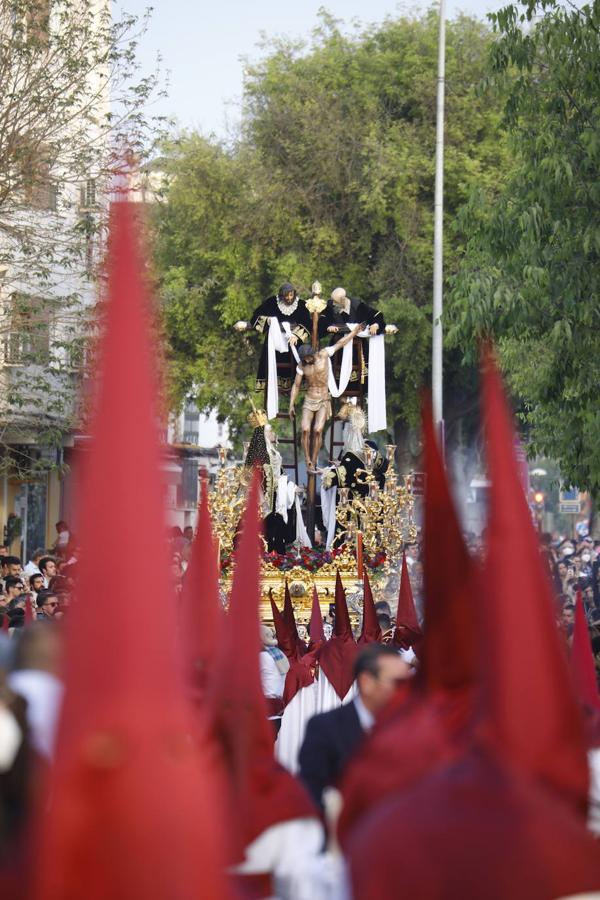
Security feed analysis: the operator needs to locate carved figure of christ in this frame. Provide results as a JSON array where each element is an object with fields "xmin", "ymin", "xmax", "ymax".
[{"xmin": 289, "ymin": 323, "xmax": 364, "ymax": 473}]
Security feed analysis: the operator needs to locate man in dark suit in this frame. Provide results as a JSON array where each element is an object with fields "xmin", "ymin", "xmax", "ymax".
[{"xmin": 298, "ymin": 644, "xmax": 411, "ymax": 809}]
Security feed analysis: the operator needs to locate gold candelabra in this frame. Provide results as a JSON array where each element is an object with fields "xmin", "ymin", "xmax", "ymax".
[
  {"xmin": 207, "ymin": 444, "xmax": 416, "ymax": 574},
  {"xmin": 335, "ymin": 444, "xmax": 416, "ymax": 566},
  {"xmin": 208, "ymin": 448, "xmax": 247, "ymax": 556}
]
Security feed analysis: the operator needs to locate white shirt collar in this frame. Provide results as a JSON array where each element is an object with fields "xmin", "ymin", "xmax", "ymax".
[{"xmin": 354, "ymin": 694, "xmax": 375, "ymax": 732}]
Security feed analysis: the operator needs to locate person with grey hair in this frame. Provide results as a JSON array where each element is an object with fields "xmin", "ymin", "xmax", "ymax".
[
  {"xmin": 322, "ymin": 288, "xmax": 391, "ymax": 399},
  {"xmin": 324, "ymin": 287, "xmax": 386, "ymax": 338},
  {"xmin": 260, "ymin": 624, "xmax": 290, "ymax": 737}
]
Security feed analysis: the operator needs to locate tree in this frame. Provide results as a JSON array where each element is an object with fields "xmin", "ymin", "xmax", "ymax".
[
  {"xmin": 448, "ymin": 0, "xmax": 600, "ymax": 495},
  {"xmin": 157, "ymin": 9, "xmax": 508, "ymax": 452},
  {"xmin": 0, "ymin": 0, "xmax": 162, "ymax": 476}
]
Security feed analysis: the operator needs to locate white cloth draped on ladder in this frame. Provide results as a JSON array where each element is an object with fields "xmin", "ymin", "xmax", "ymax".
[{"xmin": 267, "ymin": 318, "xmax": 301, "ymax": 420}]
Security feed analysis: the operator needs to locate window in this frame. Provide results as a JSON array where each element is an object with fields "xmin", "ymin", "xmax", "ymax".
[
  {"xmin": 11, "ymin": 136, "xmax": 57, "ymax": 211},
  {"xmin": 68, "ymin": 337, "xmax": 91, "ymax": 372},
  {"xmin": 79, "ymin": 179, "xmax": 97, "ymax": 210},
  {"xmin": 2, "ymin": 295, "xmax": 51, "ymax": 365},
  {"xmin": 178, "ymin": 459, "xmax": 199, "ymax": 508},
  {"xmin": 183, "ymin": 400, "xmax": 200, "ymax": 444},
  {"xmin": 79, "ymin": 212, "xmax": 96, "ymax": 277}
]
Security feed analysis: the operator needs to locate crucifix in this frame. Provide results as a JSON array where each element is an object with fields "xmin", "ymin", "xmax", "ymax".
[{"xmin": 299, "ymin": 282, "xmax": 328, "ymax": 541}]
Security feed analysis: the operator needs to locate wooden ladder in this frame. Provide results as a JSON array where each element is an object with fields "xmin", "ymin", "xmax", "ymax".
[
  {"xmin": 328, "ymin": 353, "xmax": 366, "ymax": 463},
  {"xmin": 263, "ymin": 368, "xmax": 299, "ymax": 486}
]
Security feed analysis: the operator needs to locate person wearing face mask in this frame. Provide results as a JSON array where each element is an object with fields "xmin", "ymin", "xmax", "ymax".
[{"xmin": 580, "ymin": 548, "xmax": 593, "ymax": 577}]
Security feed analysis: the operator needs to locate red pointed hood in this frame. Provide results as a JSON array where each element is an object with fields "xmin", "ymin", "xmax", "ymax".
[
  {"xmin": 358, "ymin": 573, "xmax": 382, "ymax": 644},
  {"xmin": 308, "ymin": 586, "xmax": 325, "ymax": 648},
  {"xmin": 211, "ymin": 472, "xmax": 316, "ymax": 848},
  {"xmin": 394, "ymin": 552, "xmax": 422, "ymax": 650},
  {"xmin": 482, "ymin": 352, "xmax": 588, "ymax": 814},
  {"xmin": 420, "ymin": 401, "xmax": 477, "ymax": 692},
  {"xmin": 571, "ymin": 590, "xmax": 600, "ymax": 712},
  {"xmin": 318, "ymin": 570, "xmax": 358, "ymax": 699},
  {"xmin": 30, "ymin": 201, "xmax": 230, "ymax": 900},
  {"xmin": 283, "ymin": 580, "xmax": 307, "ymax": 657},
  {"xmin": 181, "ymin": 476, "xmax": 223, "ymax": 691}
]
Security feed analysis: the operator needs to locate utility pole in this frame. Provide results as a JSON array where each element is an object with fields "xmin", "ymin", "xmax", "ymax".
[{"xmin": 432, "ymin": 0, "xmax": 446, "ymax": 442}]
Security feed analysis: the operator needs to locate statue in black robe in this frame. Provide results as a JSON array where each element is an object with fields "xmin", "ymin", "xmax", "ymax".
[
  {"xmin": 322, "ymin": 287, "xmax": 386, "ymax": 390},
  {"xmin": 320, "ymin": 404, "xmax": 388, "ymax": 547},
  {"xmin": 235, "ymin": 283, "xmax": 312, "ymax": 394},
  {"xmin": 244, "ymin": 414, "xmax": 297, "ymax": 554}
]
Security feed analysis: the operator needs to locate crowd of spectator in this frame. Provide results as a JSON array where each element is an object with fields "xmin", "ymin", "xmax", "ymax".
[{"xmin": 0, "ymin": 521, "xmax": 77, "ymax": 633}]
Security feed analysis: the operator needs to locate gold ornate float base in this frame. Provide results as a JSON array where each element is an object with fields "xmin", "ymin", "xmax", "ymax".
[{"xmin": 221, "ymin": 547, "xmax": 392, "ymax": 625}]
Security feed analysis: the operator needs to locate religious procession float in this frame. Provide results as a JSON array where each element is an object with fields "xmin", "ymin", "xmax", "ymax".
[{"xmin": 208, "ymin": 280, "xmax": 418, "ymax": 625}]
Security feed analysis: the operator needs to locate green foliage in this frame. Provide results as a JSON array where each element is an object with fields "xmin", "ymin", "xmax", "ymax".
[
  {"xmin": 156, "ymin": 8, "xmax": 507, "ymax": 441},
  {"xmin": 448, "ymin": 0, "xmax": 600, "ymax": 494}
]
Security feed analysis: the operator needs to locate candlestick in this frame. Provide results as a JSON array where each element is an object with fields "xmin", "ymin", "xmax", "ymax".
[{"xmin": 356, "ymin": 530, "xmax": 364, "ymax": 580}]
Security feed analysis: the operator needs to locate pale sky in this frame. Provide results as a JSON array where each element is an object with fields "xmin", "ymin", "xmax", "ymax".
[{"xmin": 116, "ymin": 0, "xmax": 508, "ymax": 136}]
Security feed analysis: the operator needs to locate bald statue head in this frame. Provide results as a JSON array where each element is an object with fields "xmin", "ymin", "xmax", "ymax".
[{"xmin": 331, "ymin": 287, "xmax": 347, "ymax": 307}]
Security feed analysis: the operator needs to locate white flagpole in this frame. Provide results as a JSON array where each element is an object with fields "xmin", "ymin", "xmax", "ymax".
[{"xmin": 432, "ymin": 0, "xmax": 446, "ymax": 440}]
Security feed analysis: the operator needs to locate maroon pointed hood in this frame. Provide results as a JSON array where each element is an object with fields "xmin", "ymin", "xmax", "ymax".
[
  {"xmin": 394, "ymin": 551, "xmax": 422, "ymax": 650},
  {"xmin": 283, "ymin": 580, "xmax": 307, "ymax": 657},
  {"xmin": 346, "ymin": 748, "xmax": 600, "ymax": 900},
  {"xmin": 318, "ymin": 570, "xmax": 358, "ymax": 699},
  {"xmin": 571, "ymin": 590, "xmax": 600, "ymax": 712},
  {"xmin": 358, "ymin": 573, "xmax": 382, "ymax": 644},
  {"xmin": 24, "ymin": 594, "xmax": 35, "ymax": 625},
  {"xmin": 338, "ymin": 399, "xmax": 479, "ymax": 841},
  {"xmin": 420, "ymin": 401, "xmax": 477, "ymax": 691},
  {"xmin": 308, "ymin": 586, "xmax": 325, "ymax": 648},
  {"xmin": 334, "ymin": 569, "xmax": 353, "ymax": 639},
  {"xmin": 270, "ymin": 589, "xmax": 314, "ymax": 707},
  {"xmin": 270, "ymin": 593, "xmax": 296, "ymax": 661}
]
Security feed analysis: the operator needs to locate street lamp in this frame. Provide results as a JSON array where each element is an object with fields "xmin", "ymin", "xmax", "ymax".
[{"xmin": 532, "ymin": 490, "xmax": 545, "ymax": 532}]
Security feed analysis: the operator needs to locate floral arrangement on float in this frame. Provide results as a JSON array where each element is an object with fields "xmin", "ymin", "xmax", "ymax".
[{"xmin": 220, "ymin": 543, "xmax": 386, "ymax": 576}]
